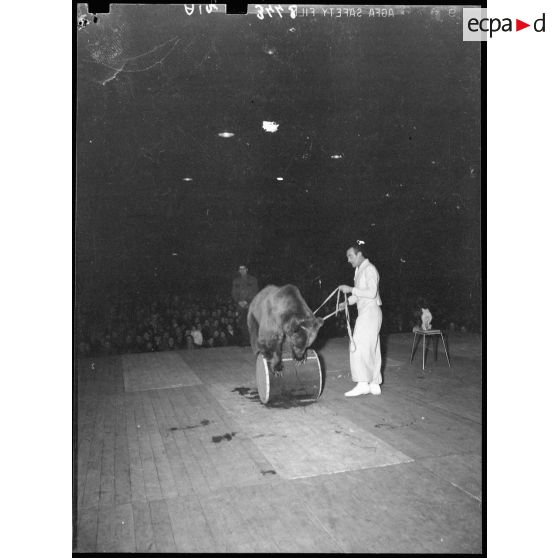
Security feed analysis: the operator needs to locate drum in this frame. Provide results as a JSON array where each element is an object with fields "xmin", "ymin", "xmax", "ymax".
[{"xmin": 256, "ymin": 349, "xmax": 323, "ymax": 405}]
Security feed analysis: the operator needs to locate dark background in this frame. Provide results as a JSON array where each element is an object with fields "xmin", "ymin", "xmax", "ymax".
[{"xmin": 75, "ymin": 4, "xmax": 481, "ymax": 331}]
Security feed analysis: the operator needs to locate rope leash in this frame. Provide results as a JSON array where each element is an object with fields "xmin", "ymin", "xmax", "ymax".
[
  {"xmin": 313, "ymin": 287, "xmax": 357, "ymax": 353},
  {"xmin": 313, "ymin": 287, "xmax": 340, "ymax": 316}
]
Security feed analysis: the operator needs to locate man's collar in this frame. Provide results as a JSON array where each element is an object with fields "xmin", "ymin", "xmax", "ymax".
[{"xmin": 355, "ymin": 258, "xmax": 370, "ymax": 272}]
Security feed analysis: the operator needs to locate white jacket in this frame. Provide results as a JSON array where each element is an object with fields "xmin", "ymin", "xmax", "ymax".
[{"xmin": 348, "ymin": 258, "xmax": 382, "ymax": 311}]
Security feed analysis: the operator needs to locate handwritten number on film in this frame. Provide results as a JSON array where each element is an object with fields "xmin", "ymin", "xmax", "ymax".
[
  {"xmin": 184, "ymin": 4, "xmax": 218, "ymax": 15},
  {"xmin": 255, "ymin": 5, "xmax": 297, "ymax": 19}
]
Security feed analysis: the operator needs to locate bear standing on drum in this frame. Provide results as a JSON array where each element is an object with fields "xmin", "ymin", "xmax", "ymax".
[{"xmin": 247, "ymin": 285, "xmax": 324, "ymax": 372}]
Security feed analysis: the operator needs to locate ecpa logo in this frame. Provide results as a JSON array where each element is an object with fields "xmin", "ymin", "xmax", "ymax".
[{"xmin": 463, "ymin": 8, "xmax": 546, "ymax": 41}]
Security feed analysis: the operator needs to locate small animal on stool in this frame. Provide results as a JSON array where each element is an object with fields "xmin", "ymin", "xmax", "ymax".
[
  {"xmin": 247, "ymin": 284, "xmax": 324, "ymax": 373},
  {"xmin": 420, "ymin": 307, "xmax": 432, "ymax": 330}
]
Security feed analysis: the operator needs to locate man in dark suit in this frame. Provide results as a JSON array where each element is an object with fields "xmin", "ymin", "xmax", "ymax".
[{"xmin": 231, "ymin": 264, "xmax": 259, "ymax": 346}]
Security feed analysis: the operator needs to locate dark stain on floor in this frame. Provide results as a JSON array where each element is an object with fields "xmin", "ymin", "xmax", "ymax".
[
  {"xmin": 261, "ymin": 469, "xmax": 277, "ymax": 475},
  {"xmin": 212, "ymin": 432, "xmax": 237, "ymax": 443},
  {"xmin": 232, "ymin": 387, "xmax": 260, "ymax": 400},
  {"xmin": 231, "ymin": 387, "xmax": 318, "ymax": 408},
  {"xmin": 168, "ymin": 419, "xmax": 211, "ymax": 432},
  {"xmin": 265, "ymin": 397, "xmax": 315, "ymax": 409},
  {"xmin": 374, "ymin": 419, "xmax": 416, "ymax": 429}
]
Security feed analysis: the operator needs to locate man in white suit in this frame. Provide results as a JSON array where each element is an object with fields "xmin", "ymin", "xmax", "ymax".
[{"xmin": 339, "ymin": 241, "xmax": 383, "ymax": 396}]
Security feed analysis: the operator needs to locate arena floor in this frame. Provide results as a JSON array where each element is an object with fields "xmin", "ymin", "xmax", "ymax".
[{"xmin": 73, "ymin": 332, "xmax": 483, "ymax": 553}]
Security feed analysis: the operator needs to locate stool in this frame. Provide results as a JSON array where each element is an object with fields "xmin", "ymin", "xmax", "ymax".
[{"xmin": 409, "ymin": 326, "xmax": 451, "ymax": 370}]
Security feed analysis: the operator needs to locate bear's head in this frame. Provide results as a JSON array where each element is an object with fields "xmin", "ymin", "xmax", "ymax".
[{"xmin": 286, "ymin": 316, "xmax": 324, "ymax": 361}]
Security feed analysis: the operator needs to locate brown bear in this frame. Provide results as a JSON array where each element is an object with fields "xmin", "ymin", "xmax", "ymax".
[{"xmin": 247, "ymin": 284, "xmax": 324, "ymax": 372}]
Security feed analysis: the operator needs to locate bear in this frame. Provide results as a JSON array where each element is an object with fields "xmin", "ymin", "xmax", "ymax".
[{"xmin": 247, "ymin": 284, "xmax": 324, "ymax": 372}]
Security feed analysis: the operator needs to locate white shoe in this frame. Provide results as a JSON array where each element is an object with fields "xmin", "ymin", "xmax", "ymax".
[
  {"xmin": 369, "ymin": 383, "xmax": 382, "ymax": 395},
  {"xmin": 344, "ymin": 383, "xmax": 370, "ymax": 397}
]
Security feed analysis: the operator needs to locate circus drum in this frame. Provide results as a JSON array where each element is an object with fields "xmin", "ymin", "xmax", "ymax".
[{"xmin": 256, "ymin": 349, "xmax": 323, "ymax": 405}]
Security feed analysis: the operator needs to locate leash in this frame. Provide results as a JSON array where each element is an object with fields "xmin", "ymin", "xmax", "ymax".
[
  {"xmin": 313, "ymin": 287, "xmax": 339, "ymax": 316},
  {"xmin": 313, "ymin": 287, "xmax": 357, "ymax": 353}
]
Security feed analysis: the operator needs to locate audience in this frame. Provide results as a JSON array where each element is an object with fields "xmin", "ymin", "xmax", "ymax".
[
  {"xmin": 76, "ymin": 290, "xmax": 476, "ymax": 358},
  {"xmin": 77, "ymin": 294, "xmax": 251, "ymax": 357}
]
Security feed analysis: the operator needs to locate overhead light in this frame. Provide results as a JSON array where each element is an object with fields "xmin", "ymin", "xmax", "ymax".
[
  {"xmin": 330, "ymin": 154, "xmax": 343, "ymax": 159},
  {"xmin": 218, "ymin": 132, "xmax": 235, "ymax": 138},
  {"xmin": 262, "ymin": 121, "xmax": 279, "ymax": 133},
  {"xmin": 182, "ymin": 177, "xmax": 193, "ymax": 182},
  {"xmin": 276, "ymin": 177, "xmax": 284, "ymax": 181}
]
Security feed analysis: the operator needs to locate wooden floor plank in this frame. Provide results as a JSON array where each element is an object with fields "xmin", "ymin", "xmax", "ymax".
[
  {"xmin": 150, "ymin": 389, "xmax": 195, "ymax": 497},
  {"xmin": 98, "ymin": 396, "xmax": 116, "ymax": 508},
  {"xmin": 197, "ymin": 491, "xmax": 248, "ymax": 552},
  {"xmin": 124, "ymin": 394, "xmax": 147, "ymax": 502},
  {"xmin": 76, "ymin": 396, "xmax": 97, "ymax": 506},
  {"xmin": 113, "ymin": 503, "xmax": 135, "ymax": 552},
  {"xmin": 76, "ymin": 434, "xmax": 92, "ymax": 510},
  {"xmin": 80, "ymin": 394, "xmax": 104, "ymax": 510},
  {"xmin": 74, "ymin": 506, "xmax": 98, "ymax": 552},
  {"xmin": 190, "ymin": 387, "xmax": 248, "ymax": 490},
  {"xmin": 149, "ymin": 499, "xmax": 177, "ymax": 553},
  {"xmin": 181, "ymin": 495, "xmax": 220, "ymax": 552},
  {"xmin": 165, "ymin": 496, "xmax": 197, "ymax": 552},
  {"xmin": 178, "ymin": 387, "xmax": 224, "ymax": 492},
  {"xmin": 273, "ymin": 484, "xmax": 345, "ymax": 552},
  {"xmin": 133, "ymin": 392, "xmax": 163, "ymax": 501},
  {"xmin": 292, "ymin": 473, "xmax": 384, "ymax": 553},
  {"xmin": 132, "ymin": 500, "xmax": 156, "ymax": 552},
  {"xmin": 141, "ymin": 391, "xmax": 179, "ymax": 499},
  {"xmin": 196, "ymin": 381, "xmax": 282, "ymax": 488},
  {"xmin": 197, "ymin": 384, "xmax": 267, "ymax": 486},
  {"xmin": 215, "ymin": 489, "xmax": 263, "ymax": 551},
  {"xmin": 114, "ymin": 394, "xmax": 132, "ymax": 505},
  {"xmin": 417, "ymin": 452, "xmax": 482, "ymax": 501},
  {"xmin": 232, "ymin": 482, "xmax": 304, "ymax": 552},
  {"xmin": 229, "ymin": 486, "xmax": 281, "ymax": 553},
  {"xmin": 263, "ymin": 486, "xmax": 328, "ymax": 552},
  {"xmin": 166, "ymin": 394, "xmax": 212, "ymax": 495},
  {"xmin": 165, "ymin": 388, "xmax": 213, "ymax": 496},
  {"xmin": 96, "ymin": 504, "xmax": 116, "ymax": 553}
]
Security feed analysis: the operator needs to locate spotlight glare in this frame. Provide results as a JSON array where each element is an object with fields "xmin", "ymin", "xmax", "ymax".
[
  {"xmin": 276, "ymin": 177, "xmax": 284, "ymax": 181},
  {"xmin": 218, "ymin": 132, "xmax": 235, "ymax": 138},
  {"xmin": 330, "ymin": 154, "xmax": 343, "ymax": 159},
  {"xmin": 263, "ymin": 121, "xmax": 279, "ymax": 133}
]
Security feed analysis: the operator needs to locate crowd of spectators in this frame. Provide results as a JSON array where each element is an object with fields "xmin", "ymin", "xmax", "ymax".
[
  {"xmin": 77, "ymin": 294, "xmax": 244, "ymax": 357},
  {"xmin": 77, "ymin": 291, "xmax": 351, "ymax": 358},
  {"xmin": 76, "ymin": 290, "xmax": 477, "ymax": 358}
]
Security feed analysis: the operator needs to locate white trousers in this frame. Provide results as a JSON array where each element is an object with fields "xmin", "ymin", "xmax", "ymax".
[{"xmin": 349, "ymin": 304, "xmax": 382, "ymax": 384}]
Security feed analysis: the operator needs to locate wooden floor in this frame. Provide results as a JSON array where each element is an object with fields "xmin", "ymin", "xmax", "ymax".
[{"xmin": 73, "ymin": 332, "xmax": 483, "ymax": 553}]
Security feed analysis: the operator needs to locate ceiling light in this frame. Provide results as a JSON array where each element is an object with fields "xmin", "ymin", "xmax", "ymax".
[
  {"xmin": 218, "ymin": 132, "xmax": 235, "ymax": 138},
  {"xmin": 276, "ymin": 177, "xmax": 284, "ymax": 181},
  {"xmin": 330, "ymin": 154, "xmax": 343, "ymax": 159},
  {"xmin": 262, "ymin": 121, "xmax": 279, "ymax": 133}
]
